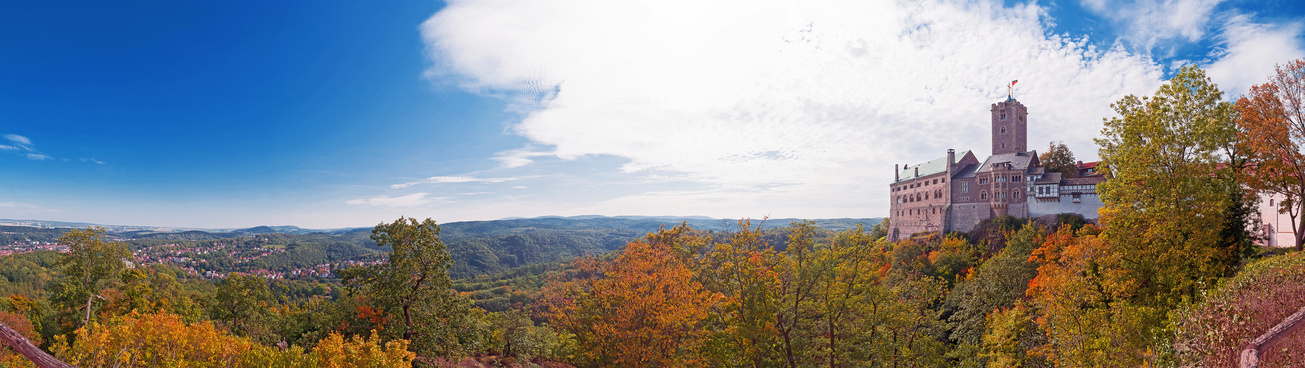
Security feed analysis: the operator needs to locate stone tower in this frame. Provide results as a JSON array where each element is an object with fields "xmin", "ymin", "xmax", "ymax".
[{"xmin": 991, "ymin": 99, "xmax": 1028, "ymax": 155}]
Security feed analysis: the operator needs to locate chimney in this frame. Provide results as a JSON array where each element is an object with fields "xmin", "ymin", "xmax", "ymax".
[
  {"xmin": 895, "ymin": 164, "xmax": 900, "ymax": 181},
  {"xmin": 948, "ymin": 149, "xmax": 955, "ymax": 166},
  {"xmin": 914, "ymin": 167, "xmax": 919, "ymax": 177}
]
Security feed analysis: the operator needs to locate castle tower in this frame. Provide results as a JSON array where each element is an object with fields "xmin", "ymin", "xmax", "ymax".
[{"xmin": 991, "ymin": 99, "xmax": 1028, "ymax": 155}]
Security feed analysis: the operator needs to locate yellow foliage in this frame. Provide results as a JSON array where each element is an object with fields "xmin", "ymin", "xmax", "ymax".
[
  {"xmin": 49, "ymin": 311, "xmax": 414, "ymax": 368},
  {"xmin": 311, "ymin": 330, "xmax": 415, "ymax": 368}
]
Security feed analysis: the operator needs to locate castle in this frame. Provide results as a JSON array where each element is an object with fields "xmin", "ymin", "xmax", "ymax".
[{"xmin": 887, "ymin": 98, "xmax": 1105, "ymax": 240}]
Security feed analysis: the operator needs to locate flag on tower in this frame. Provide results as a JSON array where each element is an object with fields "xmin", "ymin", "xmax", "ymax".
[{"xmin": 1010, "ymin": 80, "xmax": 1018, "ymax": 86}]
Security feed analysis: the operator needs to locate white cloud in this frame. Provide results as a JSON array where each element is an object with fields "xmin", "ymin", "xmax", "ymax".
[
  {"xmin": 1206, "ymin": 15, "xmax": 1305, "ymax": 98},
  {"xmin": 390, "ymin": 175, "xmax": 525, "ymax": 189},
  {"xmin": 421, "ymin": 0, "xmax": 1165, "ymax": 218},
  {"xmin": 3, "ymin": 134, "xmax": 31, "ymax": 146},
  {"xmin": 1080, "ymin": 0, "xmax": 1225, "ymax": 54},
  {"xmin": 345, "ymin": 193, "xmax": 439, "ymax": 207},
  {"xmin": 0, "ymin": 145, "xmax": 16, "ymax": 151},
  {"xmin": 25, "ymin": 153, "xmax": 51, "ymax": 160},
  {"xmin": 493, "ymin": 146, "xmax": 555, "ymax": 168}
]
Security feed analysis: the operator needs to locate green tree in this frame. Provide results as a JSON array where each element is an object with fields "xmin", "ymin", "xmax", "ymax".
[
  {"xmin": 54, "ymin": 227, "xmax": 129, "ymax": 330},
  {"xmin": 943, "ymin": 223, "xmax": 1044, "ymax": 366},
  {"xmin": 341, "ymin": 217, "xmax": 481, "ymax": 357},
  {"xmin": 1081, "ymin": 65, "xmax": 1249, "ymax": 363},
  {"xmin": 213, "ymin": 272, "xmax": 275, "ymax": 342},
  {"xmin": 1038, "ymin": 141, "xmax": 1078, "ymax": 178}
]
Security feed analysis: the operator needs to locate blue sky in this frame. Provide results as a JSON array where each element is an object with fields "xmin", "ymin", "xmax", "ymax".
[{"xmin": 2, "ymin": 0, "xmax": 1303, "ymax": 228}]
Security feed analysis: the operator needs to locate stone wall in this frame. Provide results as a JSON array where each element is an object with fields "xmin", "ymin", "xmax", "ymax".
[
  {"xmin": 889, "ymin": 172, "xmax": 949, "ymax": 239},
  {"xmin": 948, "ymin": 203, "xmax": 992, "ymax": 234},
  {"xmin": 1027, "ymin": 193, "xmax": 1103, "ymax": 219}
]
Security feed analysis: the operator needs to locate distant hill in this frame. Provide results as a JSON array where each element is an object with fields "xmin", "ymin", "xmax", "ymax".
[{"xmin": 0, "ymin": 216, "xmax": 882, "ymax": 278}]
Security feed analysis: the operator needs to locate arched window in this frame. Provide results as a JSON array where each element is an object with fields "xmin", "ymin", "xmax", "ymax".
[
  {"xmin": 1001, "ymin": 127, "xmax": 1007, "ymax": 134},
  {"xmin": 1013, "ymin": 190, "xmax": 1020, "ymax": 199},
  {"xmin": 981, "ymin": 191, "xmax": 988, "ymax": 200}
]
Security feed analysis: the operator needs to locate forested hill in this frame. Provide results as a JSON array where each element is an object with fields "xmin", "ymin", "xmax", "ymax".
[{"xmin": 1, "ymin": 216, "xmax": 882, "ymax": 279}]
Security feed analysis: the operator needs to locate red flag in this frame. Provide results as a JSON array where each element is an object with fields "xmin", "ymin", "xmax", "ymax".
[{"xmin": 1010, "ymin": 80, "xmax": 1018, "ymax": 86}]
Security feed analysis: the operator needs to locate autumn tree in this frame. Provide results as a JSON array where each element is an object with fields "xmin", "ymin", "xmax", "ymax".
[
  {"xmin": 1071, "ymin": 65, "xmax": 1251, "ymax": 363},
  {"xmin": 943, "ymin": 223, "xmax": 1044, "ymax": 366},
  {"xmin": 1038, "ymin": 141, "xmax": 1078, "ymax": 178},
  {"xmin": 1096, "ymin": 65, "xmax": 1250, "ymax": 296},
  {"xmin": 51, "ymin": 227, "xmax": 129, "ymax": 330},
  {"xmin": 695, "ymin": 220, "xmax": 783, "ymax": 367},
  {"xmin": 341, "ymin": 217, "xmax": 481, "ymax": 358},
  {"xmin": 1237, "ymin": 58, "xmax": 1305, "ymax": 251},
  {"xmin": 544, "ymin": 232, "xmax": 715, "ymax": 367}
]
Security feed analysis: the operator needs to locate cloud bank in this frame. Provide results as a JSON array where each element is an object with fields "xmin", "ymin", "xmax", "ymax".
[{"xmin": 418, "ymin": 0, "xmax": 1299, "ymax": 218}]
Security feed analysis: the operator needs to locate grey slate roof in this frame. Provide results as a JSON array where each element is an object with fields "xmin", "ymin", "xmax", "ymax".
[
  {"xmin": 897, "ymin": 150, "xmax": 971, "ymax": 182},
  {"xmin": 1034, "ymin": 171, "xmax": 1062, "ymax": 184},
  {"xmin": 975, "ymin": 151, "xmax": 1038, "ymax": 174},
  {"xmin": 952, "ymin": 163, "xmax": 979, "ymax": 179}
]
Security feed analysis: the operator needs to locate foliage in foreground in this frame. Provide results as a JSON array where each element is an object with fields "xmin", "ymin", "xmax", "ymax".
[
  {"xmin": 50, "ymin": 311, "xmax": 414, "ymax": 368},
  {"xmin": 1169, "ymin": 251, "xmax": 1305, "ymax": 366}
]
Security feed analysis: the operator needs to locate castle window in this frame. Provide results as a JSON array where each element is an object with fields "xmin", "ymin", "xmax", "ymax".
[
  {"xmin": 1002, "ymin": 143, "xmax": 1006, "ymax": 149},
  {"xmin": 933, "ymin": 179, "xmax": 938, "ymax": 185},
  {"xmin": 981, "ymin": 191, "xmax": 988, "ymax": 200},
  {"xmin": 1001, "ymin": 111, "xmax": 1007, "ymax": 119},
  {"xmin": 1001, "ymin": 127, "xmax": 1007, "ymax": 134},
  {"xmin": 1013, "ymin": 190, "xmax": 1020, "ymax": 199},
  {"xmin": 961, "ymin": 182, "xmax": 969, "ymax": 193},
  {"xmin": 998, "ymin": 176, "xmax": 1006, "ymax": 182},
  {"xmin": 1013, "ymin": 176, "xmax": 1021, "ymax": 182},
  {"xmin": 979, "ymin": 177, "xmax": 989, "ymax": 184}
]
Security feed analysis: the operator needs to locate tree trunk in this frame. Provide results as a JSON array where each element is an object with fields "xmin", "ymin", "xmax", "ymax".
[
  {"xmin": 403, "ymin": 304, "xmax": 414, "ymax": 341},
  {"xmin": 83, "ymin": 294, "xmax": 94, "ymax": 329},
  {"xmin": 0, "ymin": 320, "xmax": 74, "ymax": 368},
  {"xmin": 1295, "ymin": 214, "xmax": 1304, "ymax": 252}
]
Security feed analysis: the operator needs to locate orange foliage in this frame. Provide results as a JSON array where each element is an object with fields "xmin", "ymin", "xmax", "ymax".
[{"xmin": 544, "ymin": 239, "xmax": 716, "ymax": 367}]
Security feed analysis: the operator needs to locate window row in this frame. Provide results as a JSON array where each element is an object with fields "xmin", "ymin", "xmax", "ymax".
[
  {"xmin": 896, "ymin": 190, "xmax": 944, "ymax": 203},
  {"xmin": 895, "ymin": 207, "xmax": 939, "ymax": 217},
  {"xmin": 978, "ymin": 175, "xmax": 1023, "ymax": 185},
  {"xmin": 892, "ymin": 177, "xmax": 947, "ymax": 192},
  {"xmin": 978, "ymin": 189, "xmax": 1021, "ymax": 200}
]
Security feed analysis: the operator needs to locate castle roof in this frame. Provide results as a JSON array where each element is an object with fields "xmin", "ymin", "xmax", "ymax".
[
  {"xmin": 975, "ymin": 151, "xmax": 1038, "ymax": 174},
  {"xmin": 952, "ymin": 163, "xmax": 980, "ymax": 179},
  {"xmin": 896, "ymin": 150, "xmax": 972, "ymax": 183}
]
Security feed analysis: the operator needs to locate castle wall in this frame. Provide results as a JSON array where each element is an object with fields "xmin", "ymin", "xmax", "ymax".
[
  {"xmin": 949, "ymin": 203, "xmax": 991, "ymax": 234},
  {"xmin": 1027, "ymin": 193, "xmax": 1103, "ymax": 219},
  {"xmin": 1257, "ymin": 192, "xmax": 1300, "ymax": 248},
  {"xmin": 889, "ymin": 172, "xmax": 949, "ymax": 239}
]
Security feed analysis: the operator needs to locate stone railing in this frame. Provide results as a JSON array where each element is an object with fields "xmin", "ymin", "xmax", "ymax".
[{"xmin": 1240, "ymin": 304, "xmax": 1305, "ymax": 368}]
